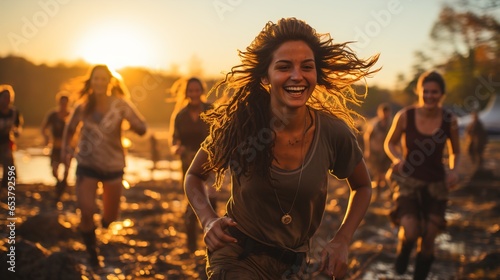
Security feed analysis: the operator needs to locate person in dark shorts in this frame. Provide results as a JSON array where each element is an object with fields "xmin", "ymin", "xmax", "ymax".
[
  {"xmin": 384, "ymin": 70, "xmax": 460, "ymax": 280},
  {"xmin": 184, "ymin": 18, "xmax": 378, "ymax": 279},
  {"xmin": 41, "ymin": 92, "xmax": 71, "ymax": 201},
  {"xmin": 60, "ymin": 65, "xmax": 147, "ymax": 267}
]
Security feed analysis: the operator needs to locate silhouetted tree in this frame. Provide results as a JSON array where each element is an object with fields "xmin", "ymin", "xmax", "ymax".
[{"xmin": 396, "ymin": 1, "xmax": 500, "ymax": 114}]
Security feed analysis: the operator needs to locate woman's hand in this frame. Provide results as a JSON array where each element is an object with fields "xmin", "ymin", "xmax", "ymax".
[
  {"xmin": 319, "ymin": 236, "xmax": 349, "ymax": 279},
  {"xmin": 203, "ymin": 216, "xmax": 238, "ymax": 252},
  {"xmin": 172, "ymin": 145, "xmax": 185, "ymax": 156},
  {"xmin": 389, "ymin": 159, "xmax": 405, "ymax": 177}
]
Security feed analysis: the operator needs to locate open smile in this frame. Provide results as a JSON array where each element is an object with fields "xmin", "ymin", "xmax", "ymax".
[{"xmin": 284, "ymin": 86, "xmax": 307, "ymax": 96}]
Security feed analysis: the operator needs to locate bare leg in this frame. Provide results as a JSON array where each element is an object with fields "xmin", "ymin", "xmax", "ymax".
[
  {"xmin": 418, "ymin": 215, "xmax": 441, "ymax": 256},
  {"xmin": 76, "ymin": 176, "xmax": 99, "ymax": 231},
  {"xmin": 395, "ymin": 215, "xmax": 419, "ymax": 274},
  {"xmin": 399, "ymin": 215, "xmax": 420, "ymax": 241},
  {"xmin": 61, "ymin": 162, "xmax": 69, "ymax": 183},
  {"xmin": 1, "ymin": 147, "xmax": 14, "ymax": 189},
  {"xmin": 412, "ymin": 214, "xmax": 440, "ymax": 279},
  {"xmin": 101, "ymin": 178, "xmax": 123, "ymax": 227},
  {"xmin": 75, "ymin": 175, "xmax": 100, "ymax": 267},
  {"xmin": 54, "ymin": 162, "xmax": 68, "ymax": 201},
  {"xmin": 51, "ymin": 161, "xmax": 59, "ymax": 180}
]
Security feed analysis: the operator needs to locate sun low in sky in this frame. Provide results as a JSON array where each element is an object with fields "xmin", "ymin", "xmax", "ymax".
[
  {"xmin": 75, "ymin": 21, "xmax": 164, "ymax": 70},
  {"xmin": 0, "ymin": 0, "xmax": 443, "ymax": 89}
]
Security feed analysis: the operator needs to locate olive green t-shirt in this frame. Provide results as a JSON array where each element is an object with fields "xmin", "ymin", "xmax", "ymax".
[{"xmin": 227, "ymin": 109, "xmax": 363, "ymax": 252}]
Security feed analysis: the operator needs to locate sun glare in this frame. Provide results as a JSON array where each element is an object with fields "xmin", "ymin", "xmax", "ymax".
[{"xmin": 76, "ymin": 22, "xmax": 158, "ymax": 70}]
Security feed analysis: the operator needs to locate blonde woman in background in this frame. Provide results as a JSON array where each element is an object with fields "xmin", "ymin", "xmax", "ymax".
[{"xmin": 61, "ymin": 65, "xmax": 147, "ymax": 267}]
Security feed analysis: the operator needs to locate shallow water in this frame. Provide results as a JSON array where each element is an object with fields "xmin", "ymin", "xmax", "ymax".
[{"xmin": 14, "ymin": 148, "xmax": 183, "ymax": 186}]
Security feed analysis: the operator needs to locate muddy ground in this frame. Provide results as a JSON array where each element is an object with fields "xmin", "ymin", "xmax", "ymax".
[{"xmin": 0, "ymin": 128, "xmax": 499, "ymax": 279}]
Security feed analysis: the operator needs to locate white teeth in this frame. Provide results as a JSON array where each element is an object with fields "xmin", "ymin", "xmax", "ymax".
[{"xmin": 285, "ymin": 86, "xmax": 306, "ymax": 92}]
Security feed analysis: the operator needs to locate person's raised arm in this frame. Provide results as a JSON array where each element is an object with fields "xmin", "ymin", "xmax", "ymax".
[
  {"xmin": 184, "ymin": 149, "xmax": 237, "ymax": 252},
  {"xmin": 13, "ymin": 109, "xmax": 23, "ymax": 138},
  {"xmin": 384, "ymin": 109, "xmax": 406, "ymax": 166},
  {"xmin": 446, "ymin": 115, "xmax": 460, "ymax": 188},
  {"xmin": 363, "ymin": 121, "xmax": 374, "ymax": 159},
  {"xmin": 319, "ymin": 160, "xmax": 372, "ymax": 278},
  {"xmin": 60, "ymin": 105, "xmax": 81, "ymax": 170},
  {"xmin": 40, "ymin": 112, "xmax": 51, "ymax": 146},
  {"xmin": 121, "ymin": 99, "xmax": 147, "ymax": 136},
  {"xmin": 169, "ymin": 114, "xmax": 184, "ymax": 156}
]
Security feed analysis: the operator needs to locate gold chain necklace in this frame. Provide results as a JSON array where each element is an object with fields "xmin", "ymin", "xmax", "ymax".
[{"xmin": 274, "ymin": 108, "xmax": 311, "ymax": 225}]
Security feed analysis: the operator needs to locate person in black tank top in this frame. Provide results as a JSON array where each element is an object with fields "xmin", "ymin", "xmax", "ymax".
[{"xmin": 384, "ymin": 71, "xmax": 460, "ymax": 280}]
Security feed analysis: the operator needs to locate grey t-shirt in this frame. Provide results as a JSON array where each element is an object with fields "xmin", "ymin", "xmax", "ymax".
[
  {"xmin": 67, "ymin": 96, "xmax": 147, "ymax": 172},
  {"xmin": 227, "ymin": 109, "xmax": 363, "ymax": 252}
]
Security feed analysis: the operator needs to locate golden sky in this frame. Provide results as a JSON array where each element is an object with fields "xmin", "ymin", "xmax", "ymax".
[{"xmin": 1, "ymin": 0, "xmax": 442, "ymax": 89}]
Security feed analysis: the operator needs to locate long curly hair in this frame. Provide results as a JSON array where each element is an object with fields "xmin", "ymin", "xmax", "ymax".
[{"xmin": 202, "ymin": 17, "xmax": 380, "ymax": 189}]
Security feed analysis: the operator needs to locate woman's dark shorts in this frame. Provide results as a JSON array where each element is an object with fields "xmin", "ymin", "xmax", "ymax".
[
  {"xmin": 76, "ymin": 165, "xmax": 124, "ymax": 181},
  {"xmin": 388, "ymin": 172, "xmax": 448, "ymax": 230}
]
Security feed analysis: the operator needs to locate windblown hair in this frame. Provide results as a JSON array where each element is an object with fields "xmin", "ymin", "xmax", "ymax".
[
  {"xmin": 202, "ymin": 17, "xmax": 380, "ymax": 189},
  {"xmin": 80, "ymin": 65, "xmax": 128, "ymax": 116}
]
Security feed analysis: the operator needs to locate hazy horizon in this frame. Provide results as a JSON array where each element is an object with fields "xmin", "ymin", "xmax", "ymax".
[{"xmin": 1, "ymin": 0, "xmax": 444, "ymax": 89}]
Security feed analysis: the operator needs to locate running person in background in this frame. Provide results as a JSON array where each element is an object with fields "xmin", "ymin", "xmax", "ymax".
[
  {"xmin": 169, "ymin": 77, "xmax": 216, "ymax": 253},
  {"xmin": 385, "ymin": 70, "xmax": 460, "ymax": 280},
  {"xmin": 0, "ymin": 85, "xmax": 23, "ymax": 190},
  {"xmin": 465, "ymin": 110, "xmax": 488, "ymax": 169},
  {"xmin": 41, "ymin": 92, "xmax": 71, "ymax": 201},
  {"xmin": 61, "ymin": 65, "xmax": 147, "ymax": 267},
  {"xmin": 363, "ymin": 103, "xmax": 392, "ymax": 200}
]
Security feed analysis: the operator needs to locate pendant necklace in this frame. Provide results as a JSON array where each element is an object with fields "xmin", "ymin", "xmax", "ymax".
[
  {"xmin": 274, "ymin": 108, "xmax": 311, "ymax": 225},
  {"xmin": 288, "ymin": 138, "xmax": 300, "ymax": 146}
]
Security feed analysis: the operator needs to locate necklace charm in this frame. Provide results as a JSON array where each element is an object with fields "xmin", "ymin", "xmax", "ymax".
[
  {"xmin": 274, "ymin": 108, "xmax": 313, "ymax": 226},
  {"xmin": 288, "ymin": 138, "xmax": 299, "ymax": 146},
  {"xmin": 281, "ymin": 214, "xmax": 292, "ymax": 224}
]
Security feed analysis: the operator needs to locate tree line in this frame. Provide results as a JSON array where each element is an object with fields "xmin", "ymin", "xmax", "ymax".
[{"xmin": 1, "ymin": 0, "xmax": 499, "ymax": 126}]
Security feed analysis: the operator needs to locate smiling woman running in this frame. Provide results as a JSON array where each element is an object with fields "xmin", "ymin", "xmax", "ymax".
[
  {"xmin": 385, "ymin": 70, "xmax": 460, "ymax": 280},
  {"xmin": 184, "ymin": 18, "xmax": 379, "ymax": 279}
]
